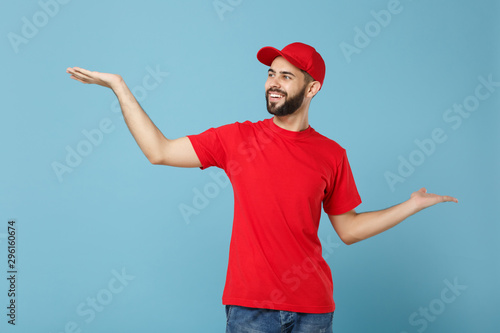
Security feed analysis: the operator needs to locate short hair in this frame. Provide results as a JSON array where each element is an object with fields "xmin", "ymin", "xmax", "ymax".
[
  {"xmin": 300, "ymin": 69, "xmax": 319, "ymax": 98},
  {"xmin": 300, "ymin": 69, "xmax": 315, "ymax": 84}
]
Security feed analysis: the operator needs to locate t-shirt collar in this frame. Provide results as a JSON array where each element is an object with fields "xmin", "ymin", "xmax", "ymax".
[{"xmin": 265, "ymin": 117, "xmax": 314, "ymax": 139}]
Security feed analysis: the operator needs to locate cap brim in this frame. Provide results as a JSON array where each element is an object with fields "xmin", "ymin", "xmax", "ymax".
[
  {"xmin": 257, "ymin": 46, "xmax": 304, "ymax": 73},
  {"xmin": 257, "ymin": 46, "xmax": 283, "ymax": 66}
]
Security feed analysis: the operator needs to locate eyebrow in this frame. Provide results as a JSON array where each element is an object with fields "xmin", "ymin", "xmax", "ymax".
[{"xmin": 268, "ymin": 68, "xmax": 296, "ymax": 77}]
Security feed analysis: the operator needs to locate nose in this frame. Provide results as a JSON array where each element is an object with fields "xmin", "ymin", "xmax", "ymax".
[{"xmin": 267, "ymin": 75, "xmax": 281, "ymax": 90}]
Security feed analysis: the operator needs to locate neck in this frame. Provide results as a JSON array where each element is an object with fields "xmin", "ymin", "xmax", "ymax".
[{"xmin": 272, "ymin": 105, "xmax": 310, "ymax": 132}]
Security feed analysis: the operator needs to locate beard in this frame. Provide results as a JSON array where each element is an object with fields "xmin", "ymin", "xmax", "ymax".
[{"xmin": 266, "ymin": 84, "xmax": 307, "ymax": 117}]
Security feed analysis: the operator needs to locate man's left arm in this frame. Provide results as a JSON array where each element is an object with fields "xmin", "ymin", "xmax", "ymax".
[{"xmin": 328, "ymin": 188, "xmax": 458, "ymax": 245}]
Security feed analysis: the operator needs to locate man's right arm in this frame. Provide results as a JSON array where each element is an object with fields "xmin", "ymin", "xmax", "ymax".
[{"xmin": 66, "ymin": 67, "xmax": 201, "ymax": 168}]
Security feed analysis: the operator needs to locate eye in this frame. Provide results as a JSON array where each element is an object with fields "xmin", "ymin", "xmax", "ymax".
[{"xmin": 284, "ymin": 75, "xmax": 291, "ymax": 80}]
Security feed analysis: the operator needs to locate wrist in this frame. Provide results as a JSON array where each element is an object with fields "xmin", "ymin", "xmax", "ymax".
[
  {"xmin": 407, "ymin": 195, "xmax": 423, "ymax": 215},
  {"xmin": 110, "ymin": 78, "xmax": 130, "ymax": 98},
  {"xmin": 110, "ymin": 75, "xmax": 125, "ymax": 91}
]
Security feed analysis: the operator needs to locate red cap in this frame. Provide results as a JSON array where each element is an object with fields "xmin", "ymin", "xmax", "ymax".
[{"xmin": 257, "ymin": 42, "xmax": 326, "ymax": 88}]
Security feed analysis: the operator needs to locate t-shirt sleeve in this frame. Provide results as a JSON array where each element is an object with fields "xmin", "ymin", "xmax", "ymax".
[
  {"xmin": 323, "ymin": 150, "xmax": 362, "ymax": 215},
  {"xmin": 187, "ymin": 126, "xmax": 228, "ymax": 170}
]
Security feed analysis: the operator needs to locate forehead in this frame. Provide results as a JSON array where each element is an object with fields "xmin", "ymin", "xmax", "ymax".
[{"xmin": 269, "ymin": 56, "xmax": 301, "ymax": 74}]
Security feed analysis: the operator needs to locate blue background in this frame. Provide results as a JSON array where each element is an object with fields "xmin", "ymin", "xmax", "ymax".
[{"xmin": 1, "ymin": 0, "xmax": 499, "ymax": 332}]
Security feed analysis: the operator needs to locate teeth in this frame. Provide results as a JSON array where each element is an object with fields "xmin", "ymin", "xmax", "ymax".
[{"xmin": 270, "ymin": 94, "xmax": 282, "ymax": 98}]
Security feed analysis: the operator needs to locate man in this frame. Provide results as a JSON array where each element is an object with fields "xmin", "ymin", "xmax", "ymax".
[{"xmin": 66, "ymin": 42, "xmax": 457, "ymax": 333}]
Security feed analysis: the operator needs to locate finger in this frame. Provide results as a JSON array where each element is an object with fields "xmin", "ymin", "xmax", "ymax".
[
  {"xmin": 66, "ymin": 68, "xmax": 83, "ymax": 78},
  {"xmin": 68, "ymin": 71, "xmax": 94, "ymax": 83},
  {"xmin": 67, "ymin": 67, "xmax": 93, "ymax": 80},
  {"xmin": 73, "ymin": 67, "xmax": 93, "ymax": 76},
  {"xmin": 441, "ymin": 195, "xmax": 458, "ymax": 203},
  {"xmin": 66, "ymin": 67, "xmax": 85, "ymax": 74},
  {"xmin": 69, "ymin": 75, "xmax": 89, "ymax": 84}
]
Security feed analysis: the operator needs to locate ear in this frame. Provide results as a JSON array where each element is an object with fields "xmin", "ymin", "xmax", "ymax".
[{"xmin": 306, "ymin": 81, "xmax": 321, "ymax": 98}]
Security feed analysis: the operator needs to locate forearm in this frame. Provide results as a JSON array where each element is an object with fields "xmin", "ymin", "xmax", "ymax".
[
  {"xmin": 111, "ymin": 79, "xmax": 168, "ymax": 163},
  {"xmin": 330, "ymin": 188, "xmax": 457, "ymax": 245},
  {"xmin": 347, "ymin": 199, "xmax": 420, "ymax": 244}
]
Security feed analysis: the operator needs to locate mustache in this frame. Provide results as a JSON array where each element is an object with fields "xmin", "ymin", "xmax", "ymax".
[{"xmin": 267, "ymin": 88, "xmax": 287, "ymax": 96}]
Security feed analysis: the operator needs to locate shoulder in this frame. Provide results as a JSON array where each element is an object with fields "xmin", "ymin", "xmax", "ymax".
[
  {"xmin": 214, "ymin": 119, "xmax": 263, "ymax": 129},
  {"xmin": 215, "ymin": 119, "xmax": 267, "ymax": 133},
  {"xmin": 309, "ymin": 129, "xmax": 347, "ymax": 155},
  {"xmin": 200, "ymin": 120, "xmax": 267, "ymax": 141}
]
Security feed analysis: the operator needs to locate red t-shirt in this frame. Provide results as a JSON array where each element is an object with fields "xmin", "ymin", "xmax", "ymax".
[{"xmin": 188, "ymin": 118, "xmax": 361, "ymax": 313}]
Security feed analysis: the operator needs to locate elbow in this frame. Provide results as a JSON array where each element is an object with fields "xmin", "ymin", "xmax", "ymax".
[
  {"xmin": 149, "ymin": 140, "xmax": 171, "ymax": 165},
  {"xmin": 341, "ymin": 238, "xmax": 356, "ymax": 246},
  {"xmin": 339, "ymin": 232, "xmax": 362, "ymax": 246},
  {"xmin": 329, "ymin": 210, "xmax": 362, "ymax": 246},
  {"xmin": 344, "ymin": 239, "xmax": 360, "ymax": 246},
  {"xmin": 343, "ymin": 239, "xmax": 355, "ymax": 246},
  {"xmin": 147, "ymin": 155, "xmax": 164, "ymax": 165}
]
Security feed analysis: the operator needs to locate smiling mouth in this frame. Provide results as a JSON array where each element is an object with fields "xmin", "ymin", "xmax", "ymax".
[{"xmin": 268, "ymin": 91, "xmax": 286, "ymax": 102}]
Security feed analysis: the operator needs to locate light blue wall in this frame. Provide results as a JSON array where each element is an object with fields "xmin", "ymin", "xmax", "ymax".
[{"xmin": 1, "ymin": 0, "xmax": 498, "ymax": 332}]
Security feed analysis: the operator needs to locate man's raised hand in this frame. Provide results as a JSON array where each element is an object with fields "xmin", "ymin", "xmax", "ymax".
[
  {"xmin": 410, "ymin": 187, "xmax": 458, "ymax": 213},
  {"xmin": 66, "ymin": 67, "xmax": 123, "ymax": 90}
]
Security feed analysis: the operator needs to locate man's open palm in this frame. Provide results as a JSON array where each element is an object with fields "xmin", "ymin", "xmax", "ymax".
[
  {"xmin": 411, "ymin": 187, "xmax": 458, "ymax": 212},
  {"xmin": 66, "ymin": 67, "xmax": 122, "ymax": 89}
]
